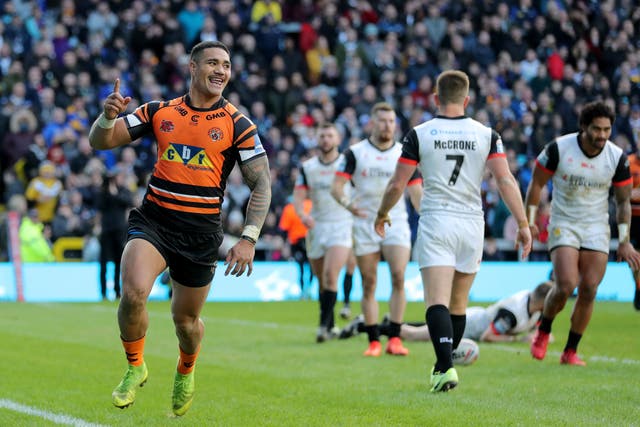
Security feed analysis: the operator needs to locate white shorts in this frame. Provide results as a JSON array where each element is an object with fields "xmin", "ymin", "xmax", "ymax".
[
  {"xmin": 415, "ymin": 213, "xmax": 484, "ymax": 273},
  {"xmin": 352, "ymin": 216, "xmax": 411, "ymax": 256},
  {"xmin": 547, "ymin": 219, "xmax": 610, "ymax": 254},
  {"xmin": 462, "ymin": 306, "xmax": 490, "ymax": 340},
  {"xmin": 306, "ymin": 220, "xmax": 353, "ymax": 259}
]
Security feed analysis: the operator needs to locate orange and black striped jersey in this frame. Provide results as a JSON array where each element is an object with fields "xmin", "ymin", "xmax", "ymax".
[{"xmin": 123, "ymin": 95, "xmax": 266, "ymax": 231}]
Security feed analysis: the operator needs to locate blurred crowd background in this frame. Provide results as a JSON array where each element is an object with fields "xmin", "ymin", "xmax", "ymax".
[{"xmin": 0, "ymin": 0, "xmax": 639, "ymax": 264}]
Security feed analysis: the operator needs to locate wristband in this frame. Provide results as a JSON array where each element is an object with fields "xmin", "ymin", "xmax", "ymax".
[
  {"xmin": 618, "ymin": 223, "xmax": 630, "ymax": 244},
  {"xmin": 97, "ymin": 113, "xmax": 116, "ymax": 129},
  {"xmin": 240, "ymin": 235, "xmax": 256, "ymax": 245},
  {"xmin": 517, "ymin": 220, "xmax": 529, "ymax": 229},
  {"xmin": 527, "ymin": 205, "xmax": 537, "ymax": 224},
  {"xmin": 242, "ymin": 224, "xmax": 260, "ymax": 242}
]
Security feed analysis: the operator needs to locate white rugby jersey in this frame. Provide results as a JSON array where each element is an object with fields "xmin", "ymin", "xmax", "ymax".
[
  {"xmin": 484, "ymin": 290, "xmax": 540, "ymax": 335},
  {"xmin": 535, "ymin": 133, "xmax": 631, "ymax": 225},
  {"xmin": 336, "ymin": 139, "xmax": 421, "ymax": 220},
  {"xmin": 400, "ymin": 115, "xmax": 504, "ymax": 217},
  {"xmin": 295, "ymin": 155, "xmax": 352, "ymax": 223}
]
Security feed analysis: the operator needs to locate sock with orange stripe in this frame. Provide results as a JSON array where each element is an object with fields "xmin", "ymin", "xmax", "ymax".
[
  {"xmin": 177, "ymin": 345, "xmax": 200, "ymax": 375},
  {"xmin": 121, "ymin": 336, "xmax": 145, "ymax": 366}
]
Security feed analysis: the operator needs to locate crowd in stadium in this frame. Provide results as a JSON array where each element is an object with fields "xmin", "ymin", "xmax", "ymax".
[{"xmin": 0, "ymin": 0, "xmax": 639, "ymax": 263}]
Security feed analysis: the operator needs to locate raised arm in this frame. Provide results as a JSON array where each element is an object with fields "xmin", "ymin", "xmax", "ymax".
[{"xmin": 89, "ymin": 79, "xmax": 133, "ymax": 150}]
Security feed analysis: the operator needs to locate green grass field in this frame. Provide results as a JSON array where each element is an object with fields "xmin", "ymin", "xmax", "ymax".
[{"xmin": 1, "ymin": 299, "xmax": 638, "ymax": 426}]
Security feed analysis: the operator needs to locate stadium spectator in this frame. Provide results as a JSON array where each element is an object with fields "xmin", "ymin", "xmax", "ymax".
[
  {"xmin": 526, "ymin": 101, "xmax": 640, "ymax": 366},
  {"xmin": 278, "ymin": 195, "xmax": 313, "ymax": 299},
  {"xmin": 97, "ymin": 167, "xmax": 134, "ymax": 301},
  {"xmin": 332, "ymin": 102, "xmax": 422, "ymax": 357},
  {"xmin": 9, "ymin": 194, "xmax": 54, "ymax": 263},
  {"xmin": 24, "ymin": 160, "xmax": 63, "ymax": 225},
  {"xmin": 88, "ymin": 40, "xmax": 271, "ymax": 416},
  {"xmin": 374, "ymin": 70, "xmax": 531, "ymax": 392},
  {"xmin": 0, "ymin": 0, "xmax": 638, "ymax": 271}
]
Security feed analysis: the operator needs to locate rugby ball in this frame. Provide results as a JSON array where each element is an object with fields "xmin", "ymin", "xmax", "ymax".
[{"xmin": 452, "ymin": 338, "xmax": 479, "ymax": 366}]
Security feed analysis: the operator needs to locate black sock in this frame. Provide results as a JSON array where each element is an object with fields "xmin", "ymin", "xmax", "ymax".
[
  {"xmin": 343, "ymin": 273, "xmax": 353, "ymax": 305},
  {"xmin": 364, "ymin": 324, "xmax": 380, "ymax": 343},
  {"xmin": 388, "ymin": 321, "xmax": 402, "ymax": 338},
  {"xmin": 426, "ymin": 305, "xmax": 453, "ymax": 372},
  {"xmin": 451, "ymin": 314, "xmax": 466, "ymax": 350},
  {"xmin": 378, "ymin": 321, "xmax": 390, "ymax": 337},
  {"xmin": 564, "ymin": 330, "xmax": 582, "ymax": 351},
  {"xmin": 319, "ymin": 291, "xmax": 337, "ymax": 328},
  {"xmin": 326, "ymin": 290, "xmax": 337, "ymax": 329},
  {"xmin": 318, "ymin": 291, "xmax": 327, "ymax": 326},
  {"xmin": 538, "ymin": 315, "xmax": 554, "ymax": 334}
]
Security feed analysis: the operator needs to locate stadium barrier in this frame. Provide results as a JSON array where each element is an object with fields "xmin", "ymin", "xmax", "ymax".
[{"xmin": 0, "ymin": 261, "xmax": 634, "ymax": 303}]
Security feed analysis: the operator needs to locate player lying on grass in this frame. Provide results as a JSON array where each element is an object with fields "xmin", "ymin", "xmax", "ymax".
[{"xmin": 340, "ymin": 281, "xmax": 553, "ymax": 343}]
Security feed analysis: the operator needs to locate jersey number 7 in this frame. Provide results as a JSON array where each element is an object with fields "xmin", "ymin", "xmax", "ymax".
[{"xmin": 446, "ymin": 154, "xmax": 464, "ymax": 186}]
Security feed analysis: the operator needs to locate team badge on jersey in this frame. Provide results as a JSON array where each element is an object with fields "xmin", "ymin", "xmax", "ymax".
[
  {"xmin": 496, "ymin": 138, "xmax": 504, "ymax": 154},
  {"xmin": 209, "ymin": 127, "xmax": 223, "ymax": 142},
  {"xmin": 161, "ymin": 143, "xmax": 214, "ymax": 167},
  {"xmin": 159, "ymin": 120, "xmax": 174, "ymax": 132}
]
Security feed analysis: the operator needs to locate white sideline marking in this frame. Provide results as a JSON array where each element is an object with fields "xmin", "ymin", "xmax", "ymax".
[{"xmin": 0, "ymin": 399, "xmax": 108, "ymax": 427}]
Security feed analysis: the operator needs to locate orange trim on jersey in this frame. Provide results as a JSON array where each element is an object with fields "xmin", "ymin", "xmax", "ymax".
[
  {"xmin": 149, "ymin": 183, "xmax": 220, "ymax": 204},
  {"xmin": 488, "ymin": 152, "xmax": 506, "ymax": 159},
  {"xmin": 535, "ymin": 159, "xmax": 554, "ymax": 175},
  {"xmin": 146, "ymin": 194, "xmax": 220, "ymax": 214},
  {"xmin": 235, "ymin": 124, "xmax": 257, "ymax": 143},
  {"xmin": 336, "ymin": 171, "xmax": 351, "ymax": 179},
  {"xmin": 613, "ymin": 177, "xmax": 633, "ymax": 187},
  {"xmin": 398, "ymin": 157, "xmax": 418, "ymax": 165},
  {"xmin": 294, "ymin": 184, "xmax": 308, "ymax": 190},
  {"xmin": 408, "ymin": 178, "xmax": 422, "ymax": 186}
]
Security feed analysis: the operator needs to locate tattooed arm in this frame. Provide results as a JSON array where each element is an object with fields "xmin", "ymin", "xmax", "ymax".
[{"xmin": 224, "ymin": 155, "xmax": 272, "ymax": 277}]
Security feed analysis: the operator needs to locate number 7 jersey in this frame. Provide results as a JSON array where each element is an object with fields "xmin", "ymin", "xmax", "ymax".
[{"xmin": 400, "ymin": 115, "xmax": 505, "ymax": 218}]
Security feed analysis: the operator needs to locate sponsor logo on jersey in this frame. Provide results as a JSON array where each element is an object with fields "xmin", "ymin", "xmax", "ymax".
[
  {"xmin": 209, "ymin": 127, "xmax": 223, "ymax": 142},
  {"xmin": 174, "ymin": 106, "xmax": 188, "ymax": 116},
  {"xmin": 206, "ymin": 112, "xmax": 226, "ymax": 119},
  {"xmin": 161, "ymin": 143, "xmax": 214, "ymax": 168},
  {"xmin": 159, "ymin": 120, "xmax": 174, "ymax": 132}
]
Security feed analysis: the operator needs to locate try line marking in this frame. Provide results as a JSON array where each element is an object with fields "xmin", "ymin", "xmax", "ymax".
[{"xmin": 0, "ymin": 399, "xmax": 108, "ymax": 427}]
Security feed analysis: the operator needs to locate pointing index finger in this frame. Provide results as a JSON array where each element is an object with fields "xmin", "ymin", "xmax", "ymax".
[{"xmin": 113, "ymin": 78, "xmax": 120, "ymax": 94}]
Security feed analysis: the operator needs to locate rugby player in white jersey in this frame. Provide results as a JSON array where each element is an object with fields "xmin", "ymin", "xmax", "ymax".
[
  {"xmin": 374, "ymin": 70, "xmax": 532, "ymax": 392},
  {"xmin": 331, "ymin": 102, "xmax": 422, "ymax": 357},
  {"xmin": 340, "ymin": 281, "xmax": 553, "ymax": 343},
  {"xmin": 525, "ymin": 100, "xmax": 640, "ymax": 366},
  {"xmin": 293, "ymin": 123, "xmax": 355, "ymax": 342}
]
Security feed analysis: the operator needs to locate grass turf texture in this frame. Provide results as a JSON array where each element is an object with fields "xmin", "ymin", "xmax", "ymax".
[{"xmin": 0, "ymin": 300, "xmax": 638, "ymax": 426}]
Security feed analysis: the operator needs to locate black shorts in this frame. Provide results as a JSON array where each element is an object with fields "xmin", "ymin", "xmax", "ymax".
[{"xmin": 127, "ymin": 208, "xmax": 223, "ymax": 287}]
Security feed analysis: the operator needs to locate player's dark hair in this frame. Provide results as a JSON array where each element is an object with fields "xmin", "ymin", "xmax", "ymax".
[
  {"xmin": 579, "ymin": 101, "xmax": 615, "ymax": 128},
  {"xmin": 190, "ymin": 41, "xmax": 230, "ymax": 62},
  {"xmin": 533, "ymin": 280, "xmax": 553, "ymax": 301}
]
